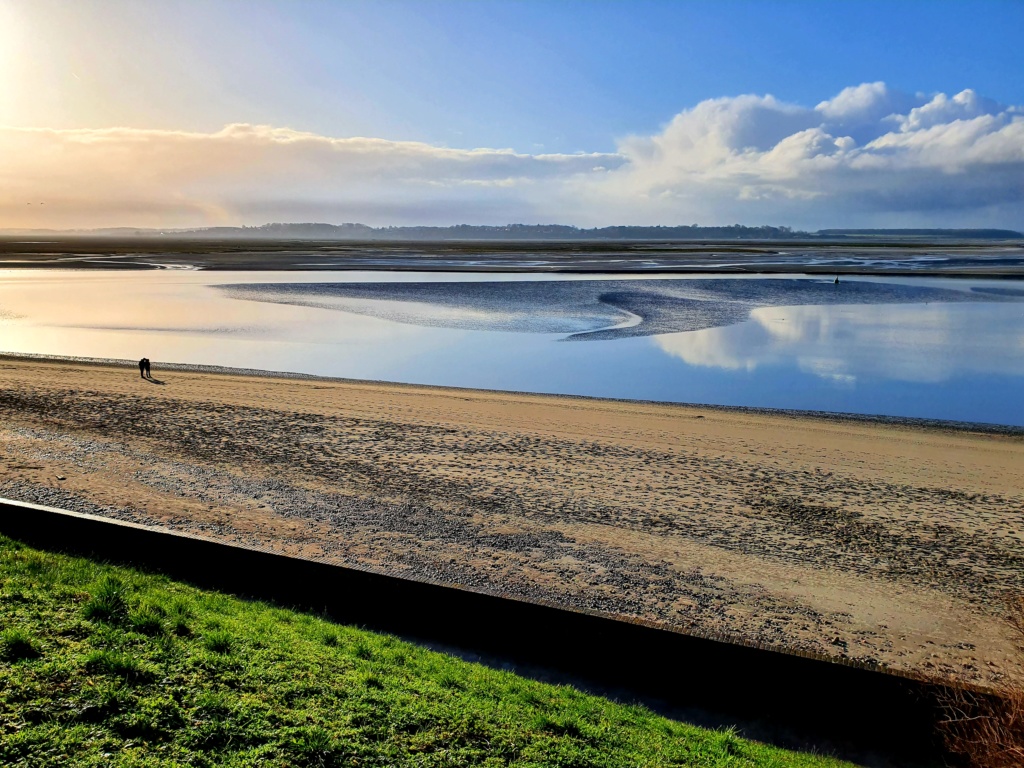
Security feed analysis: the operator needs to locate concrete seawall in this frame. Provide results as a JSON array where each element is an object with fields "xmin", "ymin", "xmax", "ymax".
[{"xmin": 0, "ymin": 497, "xmax": 954, "ymax": 765}]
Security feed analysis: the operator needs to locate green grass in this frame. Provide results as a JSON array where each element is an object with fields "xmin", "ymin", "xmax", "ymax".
[{"xmin": 0, "ymin": 535, "xmax": 853, "ymax": 767}]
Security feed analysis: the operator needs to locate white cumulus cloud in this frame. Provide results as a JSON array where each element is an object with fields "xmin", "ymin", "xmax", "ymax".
[{"xmin": 589, "ymin": 82, "xmax": 1024, "ymax": 228}]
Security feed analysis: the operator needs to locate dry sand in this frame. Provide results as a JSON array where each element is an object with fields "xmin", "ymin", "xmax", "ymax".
[{"xmin": 1, "ymin": 356, "xmax": 1022, "ymax": 684}]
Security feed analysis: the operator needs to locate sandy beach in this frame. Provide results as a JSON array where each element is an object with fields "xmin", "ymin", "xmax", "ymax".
[{"xmin": 1, "ymin": 355, "xmax": 1022, "ymax": 685}]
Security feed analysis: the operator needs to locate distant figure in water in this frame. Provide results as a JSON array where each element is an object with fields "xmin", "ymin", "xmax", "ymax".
[{"xmin": 834, "ymin": 274, "xmax": 840, "ymax": 284}]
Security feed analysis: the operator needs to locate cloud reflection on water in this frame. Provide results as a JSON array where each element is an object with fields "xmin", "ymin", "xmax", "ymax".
[{"xmin": 654, "ymin": 302, "xmax": 1024, "ymax": 384}]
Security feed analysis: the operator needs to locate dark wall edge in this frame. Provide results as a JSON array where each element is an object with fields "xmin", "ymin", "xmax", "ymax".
[{"xmin": 0, "ymin": 497, "xmax": 958, "ymax": 762}]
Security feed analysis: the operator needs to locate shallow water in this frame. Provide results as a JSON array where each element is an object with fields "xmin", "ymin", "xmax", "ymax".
[{"xmin": 2, "ymin": 269, "xmax": 1023, "ymax": 426}]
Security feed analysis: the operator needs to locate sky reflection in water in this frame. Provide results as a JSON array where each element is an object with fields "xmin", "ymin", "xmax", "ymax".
[{"xmin": 1, "ymin": 270, "xmax": 1022, "ymax": 426}]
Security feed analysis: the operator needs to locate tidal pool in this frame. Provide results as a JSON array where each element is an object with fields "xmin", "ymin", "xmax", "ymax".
[{"xmin": 1, "ymin": 269, "xmax": 1022, "ymax": 426}]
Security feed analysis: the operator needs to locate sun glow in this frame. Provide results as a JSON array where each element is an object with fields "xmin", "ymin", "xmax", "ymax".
[{"xmin": 0, "ymin": 3, "xmax": 29, "ymax": 125}]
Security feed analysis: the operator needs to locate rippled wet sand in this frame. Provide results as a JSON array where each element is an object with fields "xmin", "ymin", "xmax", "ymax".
[{"xmin": 1, "ymin": 356, "xmax": 1022, "ymax": 686}]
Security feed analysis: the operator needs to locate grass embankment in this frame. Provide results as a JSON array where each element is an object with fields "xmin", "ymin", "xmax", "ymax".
[{"xmin": 0, "ymin": 536, "xmax": 851, "ymax": 767}]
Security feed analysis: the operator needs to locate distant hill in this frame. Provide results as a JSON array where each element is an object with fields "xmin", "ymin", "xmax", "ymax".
[
  {"xmin": 156, "ymin": 222, "xmax": 809, "ymax": 240},
  {"xmin": 3, "ymin": 223, "xmax": 1021, "ymax": 241},
  {"xmin": 218, "ymin": 222, "xmax": 378, "ymax": 238}
]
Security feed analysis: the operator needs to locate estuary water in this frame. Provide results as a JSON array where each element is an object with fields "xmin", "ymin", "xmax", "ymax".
[{"xmin": 1, "ymin": 269, "xmax": 1023, "ymax": 426}]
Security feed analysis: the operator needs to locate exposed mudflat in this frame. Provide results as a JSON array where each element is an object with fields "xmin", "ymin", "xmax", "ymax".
[
  {"xmin": 218, "ymin": 277, "xmax": 1019, "ymax": 340},
  {"xmin": 1, "ymin": 236, "xmax": 1022, "ymax": 275},
  {"xmin": 1, "ymin": 357, "xmax": 1022, "ymax": 686}
]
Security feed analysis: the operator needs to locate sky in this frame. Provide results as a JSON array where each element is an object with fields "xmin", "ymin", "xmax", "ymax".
[{"xmin": 1, "ymin": 0, "xmax": 1022, "ymax": 230}]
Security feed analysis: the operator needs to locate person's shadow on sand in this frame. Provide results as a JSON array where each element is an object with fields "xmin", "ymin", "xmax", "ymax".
[{"xmin": 138, "ymin": 358, "xmax": 165, "ymax": 384}]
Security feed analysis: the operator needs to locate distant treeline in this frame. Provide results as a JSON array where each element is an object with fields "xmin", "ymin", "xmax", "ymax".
[
  {"xmin": 6, "ymin": 223, "xmax": 1022, "ymax": 241},
  {"xmin": 207, "ymin": 223, "xmax": 807, "ymax": 240},
  {"xmin": 181, "ymin": 223, "xmax": 1024, "ymax": 240},
  {"xmin": 818, "ymin": 228, "xmax": 1023, "ymax": 239}
]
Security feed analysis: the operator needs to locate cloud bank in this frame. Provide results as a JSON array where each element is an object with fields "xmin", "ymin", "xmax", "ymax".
[
  {"xmin": 1, "ymin": 82, "xmax": 1021, "ymax": 229},
  {"xmin": 0, "ymin": 124, "xmax": 622, "ymax": 227},
  {"xmin": 590, "ymin": 83, "xmax": 1024, "ymax": 228}
]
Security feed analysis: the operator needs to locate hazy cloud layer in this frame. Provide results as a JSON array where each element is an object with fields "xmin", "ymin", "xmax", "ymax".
[
  {"xmin": 0, "ymin": 124, "xmax": 622, "ymax": 228},
  {"xmin": 1, "ymin": 82, "xmax": 1021, "ymax": 228}
]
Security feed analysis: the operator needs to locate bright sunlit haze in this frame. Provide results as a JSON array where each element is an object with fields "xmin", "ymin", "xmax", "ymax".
[{"xmin": 1, "ymin": 0, "xmax": 1022, "ymax": 231}]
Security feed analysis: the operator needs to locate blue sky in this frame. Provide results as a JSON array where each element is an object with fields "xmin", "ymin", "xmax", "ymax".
[{"xmin": 2, "ymin": 0, "xmax": 1022, "ymax": 229}]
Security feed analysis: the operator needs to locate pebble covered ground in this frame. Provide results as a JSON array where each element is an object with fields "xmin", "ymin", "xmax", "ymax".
[{"xmin": 1, "ymin": 358, "xmax": 1022, "ymax": 686}]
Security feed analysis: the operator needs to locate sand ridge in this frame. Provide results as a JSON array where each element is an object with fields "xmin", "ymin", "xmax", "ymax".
[{"xmin": 0, "ymin": 356, "xmax": 1022, "ymax": 684}]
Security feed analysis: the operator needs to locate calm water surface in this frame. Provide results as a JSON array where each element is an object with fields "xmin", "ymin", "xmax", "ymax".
[{"xmin": 1, "ymin": 269, "xmax": 1022, "ymax": 426}]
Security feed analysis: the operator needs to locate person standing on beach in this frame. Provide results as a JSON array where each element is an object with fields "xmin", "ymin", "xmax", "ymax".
[
  {"xmin": 138, "ymin": 358, "xmax": 146, "ymax": 378},
  {"xmin": 144, "ymin": 358, "xmax": 151, "ymax": 378}
]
